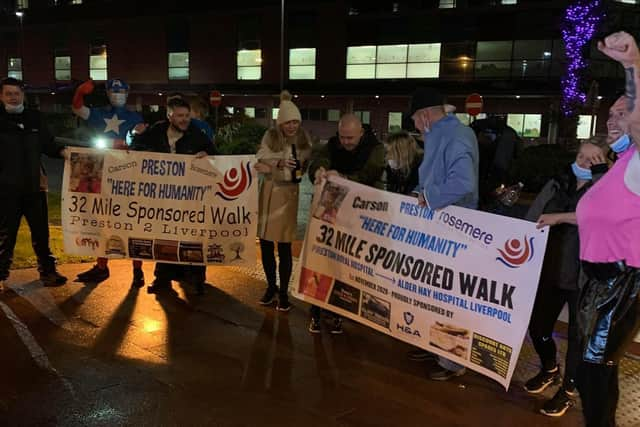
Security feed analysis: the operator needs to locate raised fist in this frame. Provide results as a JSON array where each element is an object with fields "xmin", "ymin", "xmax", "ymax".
[
  {"xmin": 598, "ymin": 31, "xmax": 640, "ymax": 67},
  {"xmin": 73, "ymin": 79, "xmax": 95, "ymax": 110},
  {"xmin": 77, "ymin": 79, "xmax": 95, "ymax": 95}
]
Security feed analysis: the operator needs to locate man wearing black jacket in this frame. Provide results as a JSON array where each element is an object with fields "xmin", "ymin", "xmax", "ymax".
[
  {"xmin": 0, "ymin": 77, "xmax": 67, "ymax": 291},
  {"xmin": 306, "ymin": 113, "xmax": 385, "ymax": 334},
  {"xmin": 132, "ymin": 97, "xmax": 217, "ymax": 295}
]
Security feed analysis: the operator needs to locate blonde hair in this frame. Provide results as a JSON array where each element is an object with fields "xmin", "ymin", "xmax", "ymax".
[
  {"xmin": 189, "ymin": 97, "xmax": 208, "ymax": 119},
  {"xmin": 583, "ymin": 135, "xmax": 608, "ymax": 151},
  {"xmin": 264, "ymin": 125, "xmax": 312, "ymax": 153},
  {"xmin": 386, "ymin": 131, "xmax": 422, "ymax": 174}
]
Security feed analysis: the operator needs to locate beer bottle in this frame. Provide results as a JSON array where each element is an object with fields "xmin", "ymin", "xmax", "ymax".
[{"xmin": 291, "ymin": 144, "xmax": 302, "ymax": 183}]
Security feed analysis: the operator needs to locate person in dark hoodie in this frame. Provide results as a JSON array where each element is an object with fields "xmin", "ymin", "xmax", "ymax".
[
  {"xmin": 523, "ymin": 139, "xmax": 609, "ymax": 417},
  {"xmin": 131, "ymin": 97, "xmax": 216, "ymax": 295},
  {"xmin": 307, "ymin": 113, "xmax": 385, "ymax": 333}
]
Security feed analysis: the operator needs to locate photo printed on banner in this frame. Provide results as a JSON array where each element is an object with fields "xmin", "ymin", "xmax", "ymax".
[
  {"xmin": 128, "ymin": 238, "xmax": 153, "ymax": 259},
  {"xmin": 360, "ymin": 292, "xmax": 391, "ymax": 329}
]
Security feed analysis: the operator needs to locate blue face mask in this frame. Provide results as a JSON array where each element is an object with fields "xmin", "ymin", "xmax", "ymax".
[
  {"xmin": 610, "ymin": 133, "xmax": 632, "ymax": 154},
  {"xmin": 571, "ymin": 162, "xmax": 592, "ymax": 181}
]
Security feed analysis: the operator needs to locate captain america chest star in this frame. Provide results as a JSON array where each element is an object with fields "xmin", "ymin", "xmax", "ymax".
[{"xmin": 87, "ymin": 106, "xmax": 142, "ymax": 140}]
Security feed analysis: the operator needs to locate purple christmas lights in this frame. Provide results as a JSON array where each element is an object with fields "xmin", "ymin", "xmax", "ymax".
[{"xmin": 561, "ymin": 0, "xmax": 604, "ymax": 116}]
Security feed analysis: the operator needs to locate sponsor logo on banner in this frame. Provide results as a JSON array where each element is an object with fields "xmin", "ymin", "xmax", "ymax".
[
  {"xmin": 215, "ymin": 162, "xmax": 253, "ymax": 201},
  {"xmin": 105, "ymin": 235, "xmax": 126, "ymax": 256},
  {"xmin": 75, "ymin": 237, "xmax": 99, "ymax": 250},
  {"xmin": 397, "ymin": 311, "xmax": 421, "ymax": 337},
  {"xmin": 496, "ymin": 236, "xmax": 535, "ymax": 268}
]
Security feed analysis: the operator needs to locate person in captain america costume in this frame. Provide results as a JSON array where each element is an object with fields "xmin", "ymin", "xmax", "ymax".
[{"xmin": 71, "ymin": 78, "xmax": 146, "ymax": 288}]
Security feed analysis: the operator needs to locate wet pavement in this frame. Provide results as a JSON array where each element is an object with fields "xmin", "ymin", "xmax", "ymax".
[{"xmin": 1, "ymin": 258, "xmax": 638, "ymax": 427}]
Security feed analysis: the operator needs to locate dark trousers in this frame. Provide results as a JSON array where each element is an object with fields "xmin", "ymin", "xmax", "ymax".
[
  {"xmin": 259, "ymin": 239, "xmax": 292, "ymax": 295},
  {"xmin": 0, "ymin": 192, "xmax": 55, "ymax": 279},
  {"xmin": 95, "ymin": 257, "xmax": 142, "ymax": 270},
  {"xmin": 310, "ymin": 305, "xmax": 343, "ymax": 323},
  {"xmin": 528, "ymin": 280, "xmax": 580, "ymax": 390},
  {"xmin": 576, "ymin": 362, "xmax": 619, "ymax": 427},
  {"xmin": 154, "ymin": 263, "xmax": 205, "ymax": 285}
]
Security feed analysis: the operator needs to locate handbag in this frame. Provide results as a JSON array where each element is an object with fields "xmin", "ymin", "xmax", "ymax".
[{"xmin": 578, "ymin": 262, "xmax": 640, "ymax": 365}]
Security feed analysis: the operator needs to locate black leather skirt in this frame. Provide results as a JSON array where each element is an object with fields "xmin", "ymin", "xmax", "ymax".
[{"xmin": 578, "ymin": 261, "xmax": 640, "ymax": 365}]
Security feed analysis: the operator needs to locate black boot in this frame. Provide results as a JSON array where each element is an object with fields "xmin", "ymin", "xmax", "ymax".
[
  {"xmin": 131, "ymin": 268, "xmax": 145, "ymax": 288},
  {"xmin": 259, "ymin": 286, "xmax": 278, "ymax": 305},
  {"xmin": 277, "ymin": 292, "xmax": 292, "ymax": 312}
]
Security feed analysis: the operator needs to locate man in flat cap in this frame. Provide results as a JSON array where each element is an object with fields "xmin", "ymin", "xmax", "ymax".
[{"xmin": 409, "ymin": 87, "xmax": 479, "ymax": 381}]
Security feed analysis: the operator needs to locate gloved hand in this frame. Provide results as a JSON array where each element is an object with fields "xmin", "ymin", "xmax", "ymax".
[{"xmin": 72, "ymin": 79, "xmax": 95, "ymax": 109}]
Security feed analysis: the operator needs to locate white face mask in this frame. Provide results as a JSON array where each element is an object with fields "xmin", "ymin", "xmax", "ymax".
[
  {"xmin": 422, "ymin": 113, "xmax": 431, "ymax": 135},
  {"xmin": 4, "ymin": 103, "xmax": 24, "ymax": 114},
  {"xmin": 109, "ymin": 93, "xmax": 127, "ymax": 108}
]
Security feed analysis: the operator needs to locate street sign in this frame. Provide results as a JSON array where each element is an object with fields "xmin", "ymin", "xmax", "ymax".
[
  {"xmin": 465, "ymin": 93, "xmax": 483, "ymax": 116},
  {"xmin": 209, "ymin": 90, "xmax": 222, "ymax": 107}
]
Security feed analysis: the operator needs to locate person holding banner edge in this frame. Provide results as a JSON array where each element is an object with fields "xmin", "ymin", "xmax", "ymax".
[
  {"xmin": 131, "ymin": 97, "xmax": 216, "ymax": 295},
  {"xmin": 254, "ymin": 91, "xmax": 311, "ymax": 312},
  {"xmin": 72, "ymin": 78, "xmax": 147, "ymax": 287},
  {"xmin": 410, "ymin": 87, "xmax": 479, "ymax": 381},
  {"xmin": 307, "ymin": 113, "xmax": 386, "ymax": 334}
]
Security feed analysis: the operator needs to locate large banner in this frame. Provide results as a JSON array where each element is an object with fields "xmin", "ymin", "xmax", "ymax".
[
  {"xmin": 62, "ymin": 147, "xmax": 258, "ymax": 266},
  {"xmin": 292, "ymin": 176, "xmax": 548, "ymax": 389}
]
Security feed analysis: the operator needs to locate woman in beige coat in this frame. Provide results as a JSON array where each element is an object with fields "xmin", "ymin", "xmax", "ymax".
[{"xmin": 254, "ymin": 91, "xmax": 311, "ymax": 311}]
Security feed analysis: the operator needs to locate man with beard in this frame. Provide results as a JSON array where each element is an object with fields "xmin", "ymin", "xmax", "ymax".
[{"xmin": 131, "ymin": 97, "xmax": 216, "ymax": 295}]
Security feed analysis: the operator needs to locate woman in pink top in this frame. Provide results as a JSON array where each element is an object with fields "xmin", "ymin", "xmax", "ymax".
[{"xmin": 575, "ymin": 31, "xmax": 640, "ymax": 427}]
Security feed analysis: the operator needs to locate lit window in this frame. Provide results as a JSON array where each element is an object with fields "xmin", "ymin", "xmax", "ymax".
[
  {"xmin": 577, "ymin": 115, "xmax": 597, "ymax": 139},
  {"xmin": 55, "ymin": 56, "xmax": 71, "ymax": 81},
  {"xmin": 71, "ymin": 0, "xmax": 83, "ymax": 4},
  {"xmin": 507, "ymin": 114, "xmax": 542, "ymax": 137},
  {"xmin": 328, "ymin": 109, "xmax": 341, "ymax": 122},
  {"xmin": 407, "ymin": 44, "xmax": 441, "ymax": 78},
  {"xmin": 17, "ymin": 0, "xmax": 28, "ymax": 9},
  {"xmin": 244, "ymin": 107, "xmax": 256, "ymax": 118},
  {"xmin": 272, "ymin": 107, "xmax": 279, "ymax": 120},
  {"xmin": 388, "ymin": 112, "xmax": 403, "ymax": 132},
  {"xmin": 289, "ymin": 48, "xmax": 316, "ymax": 80},
  {"xmin": 238, "ymin": 49, "xmax": 262, "ymax": 80},
  {"xmin": 354, "ymin": 110, "xmax": 370, "ymax": 125},
  {"xmin": 168, "ymin": 52, "xmax": 189, "ymax": 80},
  {"xmin": 346, "ymin": 43, "xmax": 440, "ymax": 79},
  {"xmin": 89, "ymin": 44, "xmax": 108, "ymax": 81},
  {"xmin": 346, "ymin": 46, "xmax": 376, "ymax": 79},
  {"xmin": 8, "ymin": 57, "xmax": 22, "ymax": 80},
  {"xmin": 439, "ymin": 0, "xmax": 455, "ymax": 8},
  {"xmin": 149, "ymin": 105, "xmax": 159, "ymax": 112},
  {"xmin": 501, "ymin": 0, "xmax": 517, "ymax": 4}
]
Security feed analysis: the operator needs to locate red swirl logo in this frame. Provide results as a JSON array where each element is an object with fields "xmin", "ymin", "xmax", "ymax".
[
  {"xmin": 496, "ymin": 236, "xmax": 535, "ymax": 268},
  {"xmin": 215, "ymin": 162, "xmax": 253, "ymax": 201}
]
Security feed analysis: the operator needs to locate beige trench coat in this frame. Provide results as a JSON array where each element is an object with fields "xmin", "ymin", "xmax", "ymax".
[{"xmin": 256, "ymin": 129, "xmax": 311, "ymax": 242}]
